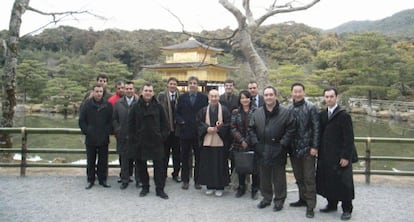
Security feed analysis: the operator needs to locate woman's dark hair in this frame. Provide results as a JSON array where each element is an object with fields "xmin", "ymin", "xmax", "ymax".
[{"xmin": 238, "ymin": 90, "xmax": 252, "ymax": 107}]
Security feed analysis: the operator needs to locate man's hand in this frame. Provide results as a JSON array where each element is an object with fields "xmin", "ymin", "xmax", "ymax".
[
  {"xmin": 339, "ymin": 158, "xmax": 349, "ymax": 167},
  {"xmin": 310, "ymin": 148, "xmax": 318, "ymax": 156}
]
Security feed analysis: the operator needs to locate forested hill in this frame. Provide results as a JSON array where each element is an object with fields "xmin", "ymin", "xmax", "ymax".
[{"xmin": 328, "ymin": 8, "xmax": 414, "ymax": 36}]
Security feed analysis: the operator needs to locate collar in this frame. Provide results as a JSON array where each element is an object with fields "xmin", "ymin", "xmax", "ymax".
[{"xmin": 328, "ymin": 104, "xmax": 338, "ymax": 113}]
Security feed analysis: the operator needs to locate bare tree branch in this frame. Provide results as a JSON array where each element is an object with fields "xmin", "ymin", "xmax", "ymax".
[{"xmin": 256, "ymin": 0, "xmax": 320, "ymax": 27}]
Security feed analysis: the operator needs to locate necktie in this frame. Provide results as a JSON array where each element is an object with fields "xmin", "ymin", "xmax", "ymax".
[
  {"xmin": 252, "ymin": 97, "xmax": 257, "ymax": 107},
  {"xmin": 171, "ymin": 94, "xmax": 175, "ymax": 102},
  {"xmin": 190, "ymin": 94, "xmax": 195, "ymax": 105},
  {"xmin": 328, "ymin": 110, "xmax": 332, "ymax": 119}
]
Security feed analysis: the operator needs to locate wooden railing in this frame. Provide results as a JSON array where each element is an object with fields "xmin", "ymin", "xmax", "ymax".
[{"xmin": 1, "ymin": 127, "xmax": 414, "ymax": 184}]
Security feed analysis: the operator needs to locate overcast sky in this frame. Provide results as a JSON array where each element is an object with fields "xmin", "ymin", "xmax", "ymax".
[{"xmin": 1, "ymin": 0, "xmax": 413, "ymax": 35}]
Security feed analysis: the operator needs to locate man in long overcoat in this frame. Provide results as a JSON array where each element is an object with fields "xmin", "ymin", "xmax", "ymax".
[
  {"xmin": 128, "ymin": 83, "xmax": 169, "ymax": 199},
  {"xmin": 317, "ymin": 87, "xmax": 355, "ymax": 220}
]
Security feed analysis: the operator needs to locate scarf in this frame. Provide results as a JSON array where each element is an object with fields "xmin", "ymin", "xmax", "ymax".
[{"xmin": 203, "ymin": 103, "xmax": 224, "ymax": 147}]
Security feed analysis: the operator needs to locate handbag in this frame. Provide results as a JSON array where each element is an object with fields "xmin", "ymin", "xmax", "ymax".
[{"xmin": 233, "ymin": 151, "xmax": 255, "ymax": 174}]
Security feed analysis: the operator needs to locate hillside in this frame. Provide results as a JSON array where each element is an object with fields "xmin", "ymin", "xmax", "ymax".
[{"xmin": 329, "ymin": 8, "xmax": 414, "ymax": 36}]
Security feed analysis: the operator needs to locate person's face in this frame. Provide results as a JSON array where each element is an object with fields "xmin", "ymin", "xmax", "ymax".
[
  {"xmin": 248, "ymin": 83, "xmax": 259, "ymax": 96},
  {"xmin": 208, "ymin": 90, "xmax": 219, "ymax": 106},
  {"xmin": 116, "ymin": 84, "xmax": 125, "ymax": 96},
  {"xmin": 263, "ymin": 88, "xmax": 277, "ymax": 106},
  {"xmin": 324, "ymin": 90, "xmax": 337, "ymax": 108},
  {"xmin": 224, "ymin": 82, "xmax": 234, "ymax": 94},
  {"xmin": 92, "ymin": 86, "xmax": 104, "ymax": 101},
  {"xmin": 124, "ymin": 83, "xmax": 135, "ymax": 98},
  {"xmin": 240, "ymin": 93, "xmax": 251, "ymax": 107},
  {"xmin": 167, "ymin": 80, "xmax": 178, "ymax": 92},
  {"xmin": 97, "ymin": 78, "xmax": 108, "ymax": 89},
  {"xmin": 188, "ymin": 80, "xmax": 198, "ymax": 93},
  {"xmin": 291, "ymin": 85, "xmax": 305, "ymax": 102},
  {"xmin": 142, "ymin": 85, "xmax": 154, "ymax": 101}
]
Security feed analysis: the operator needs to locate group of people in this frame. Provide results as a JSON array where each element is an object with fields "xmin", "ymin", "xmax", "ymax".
[{"xmin": 78, "ymin": 74, "xmax": 356, "ymax": 221}]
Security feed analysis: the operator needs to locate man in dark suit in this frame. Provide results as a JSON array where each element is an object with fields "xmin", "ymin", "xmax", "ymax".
[
  {"xmin": 219, "ymin": 79, "xmax": 239, "ymax": 112},
  {"xmin": 79, "ymin": 83, "xmax": 113, "ymax": 189},
  {"xmin": 113, "ymin": 81, "xmax": 140, "ymax": 189},
  {"xmin": 317, "ymin": 87, "xmax": 355, "ymax": 220},
  {"xmin": 128, "ymin": 83, "xmax": 170, "ymax": 199},
  {"xmin": 176, "ymin": 76, "xmax": 208, "ymax": 190},
  {"xmin": 248, "ymin": 80, "xmax": 264, "ymax": 108},
  {"xmin": 157, "ymin": 77, "xmax": 182, "ymax": 183}
]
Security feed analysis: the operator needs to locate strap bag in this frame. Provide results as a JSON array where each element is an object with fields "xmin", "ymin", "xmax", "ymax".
[{"xmin": 234, "ymin": 151, "xmax": 255, "ymax": 174}]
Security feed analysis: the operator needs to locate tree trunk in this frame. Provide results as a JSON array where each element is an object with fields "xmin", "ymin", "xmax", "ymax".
[
  {"xmin": 1, "ymin": 0, "xmax": 30, "ymax": 162},
  {"xmin": 236, "ymin": 28, "xmax": 269, "ymax": 90}
]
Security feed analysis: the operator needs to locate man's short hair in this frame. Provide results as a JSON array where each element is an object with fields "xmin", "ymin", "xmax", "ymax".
[
  {"xmin": 92, "ymin": 83, "xmax": 103, "ymax": 90},
  {"xmin": 167, "ymin": 77, "xmax": 179, "ymax": 84},
  {"xmin": 125, "ymin": 81, "xmax": 134, "ymax": 85},
  {"xmin": 323, "ymin": 87, "xmax": 338, "ymax": 96},
  {"xmin": 224, "ymin": 79, "xmax": 235, "ymax": 85},
  {"xmin": 291, "ymin": 82, "xmax": 305, "ymax": 91},
  {"xmin": 248, "ymin": 80, "xmax": 258, "ymax": 85},
  {"xmin": 188, "ymin": 76, "xmax": 199, "ymax": 83},
  {"xmin": 143, "ymin": 82, "xmax": 153, "ymax": 88},
  {"xmin": 96, "ymin": 73, "xmax": 109, "ymax": 81},
  {"xmin": 264, "ymin": 86, "xmax": 277, "ymax": 95}
]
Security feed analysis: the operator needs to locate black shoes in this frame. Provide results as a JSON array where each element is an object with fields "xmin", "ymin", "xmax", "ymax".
[
  {"xmin": 273, "ymin": 202, "xmax": 283, "ymax": 212},
  {"xmin": 139, "ymin": 188, "xmax": 149, "ymax": 197},
  {"xmin": 99, "ymin": 181, "xmax": 111, "ymax": 188},
  {"xmin": 85, "ymin": 182, "xmax": 94, "ymax": 189},
  {"xmin": 320, "ymin": 205, "xmax": 338, "ymax": 213},
  {"xmin": 257, "ymin": 201, "xmax": 271, "ymax": 209},
  {"xmin": 290, "ymin": 199, "xmax": 307, "ymax": 207},
  {"xmin": 172, "ymin": 176, "xmax": 182, "ymax": 183},
  {"xmin": 120, "ymin": 183, "xmax": 128, "ymax": 190},
  {"xmin": 136, "ymin": 182, "xmax": 142, "ymax": 188},
  {"xmin": 182, "ymin": 182, "xmax": 189, "ymax": 190},
  {"xmin": 156, "ymin": 190, "xmax": 169, "ymax": 199},
  {"xmin": 235, "ymin": 187, "xmax": 246, "ymax": 198},
  {"xmin": 341, "ymin": 212, "xmax": 352, "ymax": 220},
  {"xmin": 194, "ymin": 184, "xmax": 202, "ymax": 190},
  {"xmin": 306, "ymin": 208, "xmax": 315, "ymax": 218}
]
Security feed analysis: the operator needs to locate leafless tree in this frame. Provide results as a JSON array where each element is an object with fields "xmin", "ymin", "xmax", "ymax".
[{"xmin": 219, "ymin": 0, "xmax": 320, "ymax": 89}]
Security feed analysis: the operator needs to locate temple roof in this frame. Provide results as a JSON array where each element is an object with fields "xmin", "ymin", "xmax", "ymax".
[
  {"xmin": 142, "ymin": 62, "xmax": 237, "ymax": 70},
  {"xmin": 160, "ymin": 37, "xmax": 223, "ymax": 52}
]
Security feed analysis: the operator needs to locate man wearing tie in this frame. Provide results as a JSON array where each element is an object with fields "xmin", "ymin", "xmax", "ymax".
[
  {"xmin": 157, "ymin": 77, "xmax": 182, "ymax": 183},
  {"xmin": 176, "ymin": 76, "xmax": 208, "ymax": 190},
  {"xmin": 317, "ymin": 87, "xmax": 356, "ymax": 220},
  {"xmin": 112, "ymin": 81, "xmax": 140, "ymax": 189},
  {"xmin": 248, "ymin": 81, "xmax": 264, "ymax": 108}
]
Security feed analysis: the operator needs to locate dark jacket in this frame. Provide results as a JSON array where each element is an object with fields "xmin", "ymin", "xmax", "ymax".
[
  {"xmin": 249, "ymin": 102, "xmax": 296, "ymax": 166},
  {"xmin": 112, "ymin": 96, "xmax": 138, "ymax": 154},
  {"xmin": 157, "ymin": 90, "xmax": 180, "ymax": 136},
  {"xmin": 219, "ymin": 93, "xmax": 239, "ymax": 112},
  {"xmin": 288, "ymin": 99, "xmax": 320, "ymax": 157},
  {"xmin": 128, "ymin": 96, "xmax": 169, "ymax": 160},
  {"xmin": 316, "ymin": 106, "xmax": 355, "ymax": 201},
  {"xmin": 176, "ymin": 92, "xmax": 208, "ymax": 140},
  {"xmin": 197, "ymin": 104, "xmax": 231, "ymax": 146},
  {"xmin": 79, "ymin": 98, "xmax": 113, "ymax": 146},
  {"xmin": 230, "ymin": 106, "xmax": 256, "ymax": 150}
]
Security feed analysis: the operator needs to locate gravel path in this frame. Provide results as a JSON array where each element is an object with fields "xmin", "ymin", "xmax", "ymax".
[{"xmin": 1, "ymin": 174, "xmax": 413, "ymax": 222}]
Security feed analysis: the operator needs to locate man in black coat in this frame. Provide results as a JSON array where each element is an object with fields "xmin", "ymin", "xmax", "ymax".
[
  {"xmin": 128, "ymin": 83, "xmax": 169, "ymax": 199},
  {"xmin": 288, "ymin": 83, "xmax": 320, "ymax": 218},
  {"xmin": 249, "ymin": 86, "xmax": 295, "ymax": 212},
  {"xmin": 317, "ymin": 87, "xmax": 355, "ymax": 221},
  {"xmin": 79, "ymin": 83, "xmax": 113, "ymax": 189},
  {"xmin": 248, "ymin": 80, "xmax": 264, "ymax": 108},
  {"xmin": 113, "ymin": 81, "xmax": 139, "ymax": 189},
  {"xmin": 176, "ymin": 76, "xmax": 208, "ymax": 190}
]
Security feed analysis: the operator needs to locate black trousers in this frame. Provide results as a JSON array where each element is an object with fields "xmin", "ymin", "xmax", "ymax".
[
  {"xmin": 120, "ymin": 155, "xmax": 139, "ymax": 184},
  {"xmin": 163, "ymin": 132, "xmax": 181, "ymax": 177},
  {"xmin": 86, "ymin": 145, "xmax": 108, "ymax": 183},
  {"xmin": 238, "ymin": 173, "xmax": 260, "ymax": 191},
  {"xmin": 180, "ymin": 138, "xmax": 200, "ymax": 184},
  {"xmin": 328, "ymin": 199, "xmax": 353, "ymax": 213},
  {"xmin": 138, "ymin": 159, "xmax": 166, "ymax": 190}
]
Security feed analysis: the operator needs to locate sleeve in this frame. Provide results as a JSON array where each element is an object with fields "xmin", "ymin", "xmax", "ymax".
[
  {"xmin": 340, "ymin": 112, "xmax": 355, "ymax": 161},
  {"xmin": 310, "ymin": 104, "xmax": 320, "ymax": 149},
  {"xmin": 280, "ymin": 109, "xmax": 296, "ymax": 148},
  {"xmin": 197, "ymin": 108, "xmax": 209, "ymax": 139},
  {"xmin": 78, "ymin": 101, "xmax": 88, "ymax": 135}
]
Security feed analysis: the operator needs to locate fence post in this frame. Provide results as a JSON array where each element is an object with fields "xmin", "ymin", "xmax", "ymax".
[
  {"xmin": 20, "ymin": 127, "xmax": 27, "ymax": 177},
  {"xmin": 365, "ymin": 137, "xmax": 371, "ymax": 184}
]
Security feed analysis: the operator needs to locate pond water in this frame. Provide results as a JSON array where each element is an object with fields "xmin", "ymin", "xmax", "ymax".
[{"xmin": 10, "ymin": 112, "xmax": 414, "ymax": 171}]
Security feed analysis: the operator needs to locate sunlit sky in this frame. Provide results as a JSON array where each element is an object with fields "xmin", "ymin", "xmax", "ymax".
[{"xmin": 1, "ymin": 0, "xmax": 413, "ymax": 35}]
